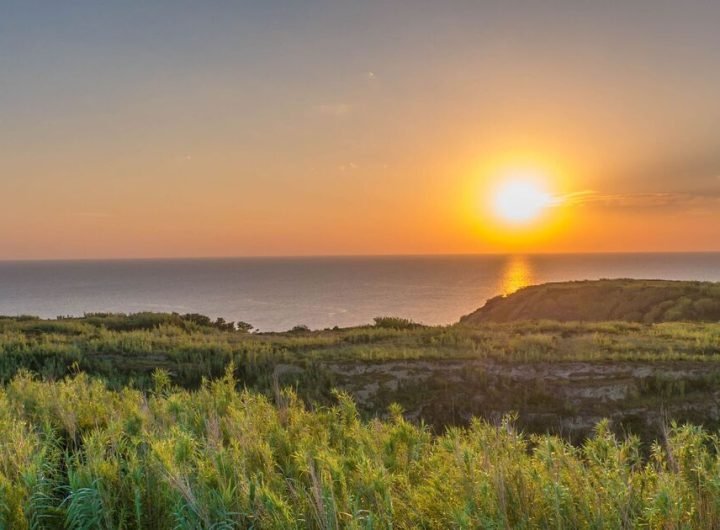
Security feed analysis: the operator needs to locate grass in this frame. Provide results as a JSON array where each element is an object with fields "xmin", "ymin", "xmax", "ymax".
[
  {"xmin": 1, "ymin": 314, "xmax": 720, "ymax": 392},
  {"xmin": 2, "ymin": 368, "xmax": 720, "ymax": 528},
  {"xmin": 0, "ymin": 314, "xmax": 719, "ymax": 444},
  {"xmin": 1, "ymin": 310, "xmax": 720, "ymax": 526}
]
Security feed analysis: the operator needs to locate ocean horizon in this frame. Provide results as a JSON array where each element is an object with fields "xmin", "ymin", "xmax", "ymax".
[{"xmin": 1, "ymin": 252, "xmax": 719, "ymax": 331}]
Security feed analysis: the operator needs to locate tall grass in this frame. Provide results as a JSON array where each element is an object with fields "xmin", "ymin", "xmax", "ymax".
[{"xmin": 1, "ymin": 368, "xmax": 720, "ymax": 528}]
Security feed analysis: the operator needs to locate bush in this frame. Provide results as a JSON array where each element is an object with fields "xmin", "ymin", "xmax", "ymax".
[{"xmin": 373, "ymin": 316, "xmax": 422, "ymax": 329}]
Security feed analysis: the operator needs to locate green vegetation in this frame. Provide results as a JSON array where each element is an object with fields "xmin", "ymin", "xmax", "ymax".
[
  {"xmin": 0, "ymin": 310, "xmax": 719, "ymax": 441},
  {"xmin": 3, "ymin": 368, "xmax": 720, "ymax": 529},
  {"xmin": 1, "ymin": 312, "xmax": 720, "ymax": 392},
  {"xmin": 2, "ymin": 279, "xmax": 720, "ymax": 527},
  {"xmin": 371, "ymin": 317, "xmax": 423, "ymax": 330},
  {"xmin": 461, "ymin": 279, "xmax": 720, "ymax": 324}
]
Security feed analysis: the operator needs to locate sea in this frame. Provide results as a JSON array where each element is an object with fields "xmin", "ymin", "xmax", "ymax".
[{"xmin": 0, "ymin": 253, "xmax": 718, "ymax": 331}]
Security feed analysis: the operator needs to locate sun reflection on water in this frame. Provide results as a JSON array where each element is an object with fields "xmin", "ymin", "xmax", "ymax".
[{"xmin": 500, "ymin": 255, "xmax": 535, "ymax": 296}]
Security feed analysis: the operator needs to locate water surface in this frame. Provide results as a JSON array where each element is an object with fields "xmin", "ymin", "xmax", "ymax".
[{"xmin": 0, "ymin": 253, "xmax": 718, "ymax": 331}]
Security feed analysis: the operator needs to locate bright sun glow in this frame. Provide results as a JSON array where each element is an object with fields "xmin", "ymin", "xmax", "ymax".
[{"xmin": 493, "ymin": 179, "xmax": 553, "ymax": 224}]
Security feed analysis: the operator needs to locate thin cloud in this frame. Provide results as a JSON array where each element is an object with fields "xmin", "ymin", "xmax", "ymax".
[
  {"xmin": 556, "ymin": 190, "xmax": 720, "ymax": 211},
  {"xmin": 554, "ymin": 190, "xmax": 597, "ymax": 205}
]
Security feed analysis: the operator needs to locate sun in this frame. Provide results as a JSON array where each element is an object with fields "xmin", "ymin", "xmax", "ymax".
[{"xmin": 492, "ymin": 179, "xmax": 553, "ymax": 224}]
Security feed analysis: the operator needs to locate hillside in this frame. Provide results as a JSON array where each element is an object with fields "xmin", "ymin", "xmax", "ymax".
[
  {"xmin": 461, "ymin": 279, "xmax": 720, "ymax": 325},
  {"xmin": 1, "ymin": 309, "xmax": 720, "ymax": 441},
  {"xmin": 4, "ymin": 298, "xmax": 720, "ymax": 526}
]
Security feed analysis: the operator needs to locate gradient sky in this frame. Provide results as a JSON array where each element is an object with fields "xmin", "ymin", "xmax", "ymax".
[{"xmin": 2, "ymin": 1, "xmax": 719, "ymax": 259}]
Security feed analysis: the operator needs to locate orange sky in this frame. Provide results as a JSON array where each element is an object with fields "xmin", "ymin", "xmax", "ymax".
[{"xmin": 2, "ymin": 2, "xmax": 719, "ymax": 259}]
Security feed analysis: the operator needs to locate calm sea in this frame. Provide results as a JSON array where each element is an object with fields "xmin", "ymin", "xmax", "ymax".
[{"xmin": 0, "ymin": 254, "xmax": 718, "ymax": 331}]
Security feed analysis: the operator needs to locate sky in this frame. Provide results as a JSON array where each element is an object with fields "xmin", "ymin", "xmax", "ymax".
[{"xmin": 2, "ymin": 0, "xmax": 719, "ymax": 259}]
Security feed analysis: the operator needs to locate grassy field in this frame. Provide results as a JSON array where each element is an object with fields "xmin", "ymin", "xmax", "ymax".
[
  {"xmin": 1, "ymin": 312, "xmax": 720, "ymax": 391},
  {"xmin": 1, "ymin": 281, "xmax": 720, "ymax": 528},
  {"xmin": 3, "ymin": 367, "xmax": 720, "ymax": 529}
]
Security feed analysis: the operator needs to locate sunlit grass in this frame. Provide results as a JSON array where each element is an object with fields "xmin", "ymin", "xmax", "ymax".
[
  {"xmin": 1, "ymin": 314, "xmax": 720, "ymax": 392},
  {"xmin": 1, "ymin": 313, "xmax": 720, "ymax": 527},
  {"xmin": 2, "ymin": 369, "xmax": 720, "ymax": 528}
]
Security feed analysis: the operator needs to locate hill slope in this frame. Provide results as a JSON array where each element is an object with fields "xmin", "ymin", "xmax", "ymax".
[{"xmin": 461, "ymin": 279, "xmax": 720, "ymax": 324}]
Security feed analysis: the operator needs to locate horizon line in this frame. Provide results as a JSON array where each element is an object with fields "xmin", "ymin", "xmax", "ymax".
[{"xmin": 2, "ymin": 249, "xmax": 720, "ymax": 263}]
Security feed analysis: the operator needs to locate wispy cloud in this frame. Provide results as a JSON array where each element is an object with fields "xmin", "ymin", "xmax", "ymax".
[
  {"xmin": 555, "ymin": 190, "xmax": 720, "ymax": 211},
  {"xmin": 553, "ymin": 190, "xmax": 596, "ymax": 205}
]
